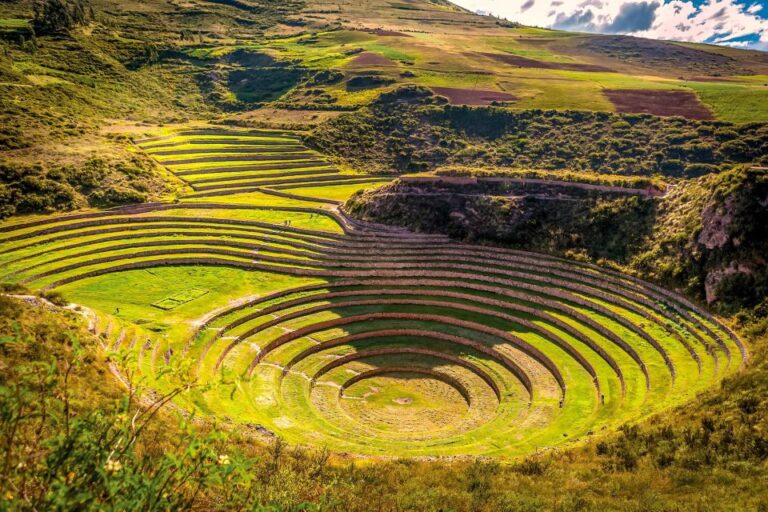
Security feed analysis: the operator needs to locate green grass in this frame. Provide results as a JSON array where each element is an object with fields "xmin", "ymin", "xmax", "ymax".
[
  {"xmin": 167, "ymin": 274, "xmax": 738, "ymax": 456},
  {"xmin": 152, "ymin": 288, "xmax": 209, "ymax": 310},
  {"xmin": 363, "ymin": 43, "xmax": 415, "ymax": 64},
  {"xmin": 183, "ymin": 191, "xmax": 332, "ymax": 207},
  {"xmin": 0, "ymin": 18, "xmax": 30, "ymax": 29},
  {"xmin": 279, "ymin": 181, "xmax": 391, "ymax": 201},
  {"xmin": 0, "ymin": 222, "xmax": 744, "ymax": 455},
  {"xmin": 686, "ymin": 81, "xmax": 768, "ymax": 123},
  {"xmin": 59, "ymin": 267, "xmax": 324, "ymax": 343}
]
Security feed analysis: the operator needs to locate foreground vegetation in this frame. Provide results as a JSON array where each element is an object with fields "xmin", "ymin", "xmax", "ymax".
[{"xmin": 0, "ymin": 152, "xmax": 175, "ymax": 219}]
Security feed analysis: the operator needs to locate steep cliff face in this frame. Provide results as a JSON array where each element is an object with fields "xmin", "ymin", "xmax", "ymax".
[
  {"xmin": 346, "ymin": 167, "xmax": 768, "ymax": 310},
  {"xmin": 634, "ymin": 167, "xmax": 767, "ymax": 309},
  {"xmin": 697, "ymin": 196, "xmax": 755, "ymax": 303},
  {"xmin": 346, "ymin": 179, "xmax": 658, "ymax": 263}
]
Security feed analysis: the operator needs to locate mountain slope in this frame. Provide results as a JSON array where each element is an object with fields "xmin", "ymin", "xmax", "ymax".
[{"xmin": 273, "ymin": 0, "xmax": 768, "ymax": 122}]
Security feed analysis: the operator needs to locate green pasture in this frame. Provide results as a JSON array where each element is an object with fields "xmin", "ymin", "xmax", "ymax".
[
  {"xmin": 278, "ymin": 181, "xmax": 391, "ymax": 202},
  {"xmin": 685, "ymin": 81, "xmax": 768, "ymax": 123}
]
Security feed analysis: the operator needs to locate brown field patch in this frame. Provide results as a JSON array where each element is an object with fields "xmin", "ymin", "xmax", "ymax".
[
  {"xmin": 604, "ymin": 89, "xmax": 714, "ymax": 120},
  {"xmin": 349, "ymin": 52, "xmax": 397, "ymax": 67},
  {"xmin": 478, "ymin": 52, "xmax": 613, "ymax": 73},
  {"xmin": 362, "ymin": 28, "xmax": 411, "ymax": 37},
  {"xmin": 430, "ymin": 87, "xmax": 516, "ymax": 105}
]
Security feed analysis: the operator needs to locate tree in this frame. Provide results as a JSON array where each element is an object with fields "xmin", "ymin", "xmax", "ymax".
[
  {"xmin": 33, "ymin": 0, "xmax": 90, "ymax": 35},
  {"xmin": 143, "ymin": 43, "xmax": 159, "ymax": 65}
]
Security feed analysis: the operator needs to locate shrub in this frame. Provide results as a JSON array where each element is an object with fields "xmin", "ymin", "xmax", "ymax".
[
  {"xmin": 684, "ymin": 163, "xmax": 719, "ymax": 178},
  {"xmin": 346, "ymin": 75, "xmax": 396, "ymax": 91},
  {"xmin": 41, "ymin": 290, "xmax": 68, "ymax": 306},
  {"xmin": 0, "ymin": 155, "xmax": 165, "ymax": 219},
  {"xmin": 513, "ymin": 458, "xmax": 549, "ymax": 476},
  {"xmin": 89, "ymin": 186, "xmax": 146, "ymax": 207},
  {"xmin": 33, "ymin": 0, "xmax": 90, "ymax": 35},
  {"xmin": 305, "ymin": 70, "xmax": 344, "ymax": 86}
]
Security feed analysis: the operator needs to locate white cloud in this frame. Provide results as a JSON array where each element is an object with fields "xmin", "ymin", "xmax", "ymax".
[{"xmin": 453, "ymin": 0, "xmax": 768, "ymax": 48}]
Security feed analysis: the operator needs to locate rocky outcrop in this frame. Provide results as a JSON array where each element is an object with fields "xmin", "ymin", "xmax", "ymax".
[
  {"xmin": 698, "ymin": 197, "xmax": 736, "ymax": 250},
  {"xmin": 705, "ymin": 262, "xmax": 758, "ymax": 303}
]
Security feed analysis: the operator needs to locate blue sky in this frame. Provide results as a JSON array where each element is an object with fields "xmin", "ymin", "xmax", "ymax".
[{"xmin": 452, "ymin": 0, "xmax": 768, "ymax": 50}]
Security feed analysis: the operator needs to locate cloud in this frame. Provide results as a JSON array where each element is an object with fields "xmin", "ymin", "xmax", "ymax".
[
  {"xmin": 549, "ymin": 1, "xmax": 660, "ymax": 33},
  {"xmin": 604, "ymin": 2, "xmax": 659, "ymax": 32},
  {"xmin": 552, "ymin": 9, "xmax": 596, "ymax": 30},
  {"xmin": 454, "ymin": 0, "xmax": 768, "ymax": 50}
]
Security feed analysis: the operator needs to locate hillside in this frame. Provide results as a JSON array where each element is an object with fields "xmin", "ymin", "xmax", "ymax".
[
  {"xmin": 1, "ymin": 0, "xmax": 766, "ymax": 217},
  {"xmin": 308, "ymin": 86, "xmax": 768, "ymax": 176},
  {"xmin": 235, "ymin": 0, "xmax": 768, "ymax": 122},
  {"xmin": 0, "ymin": 0, "xmax": 768, "ymax": 510},
  {"xmin": 0, "ymin": 0, "xmax": 306, "ymax": 216}
]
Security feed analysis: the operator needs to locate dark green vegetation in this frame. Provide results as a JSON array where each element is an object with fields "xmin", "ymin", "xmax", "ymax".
[
  {"xmin": 347, "ymin": 177, "xmax": 658, "ymax": 261},
  {"xmin": 0, "ymin": 153, "xmax": 172, "ymax": 219},
  {"xmin": 32, "ymin": 0, "xmax": 90, "ymax": 35},
  {"xmin": 347, "ymin": 166, "xmax": 768, "ymax": 312},
  {"xmin": 309, "ymin": 86, "xmax": 768, "ymax": 176},
  {"xmin": 1, "ymin": 295, "xmax": 766, "ymax": 510}
]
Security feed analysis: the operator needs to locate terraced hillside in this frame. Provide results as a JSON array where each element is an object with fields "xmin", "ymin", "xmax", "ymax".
[
  {"xmin": 136, "ymin": 129, "xmax": 392, "ymax": 201},
  {"xmin": 0, "ymin": 129, "xmax": 747, "ymax": 456}
]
